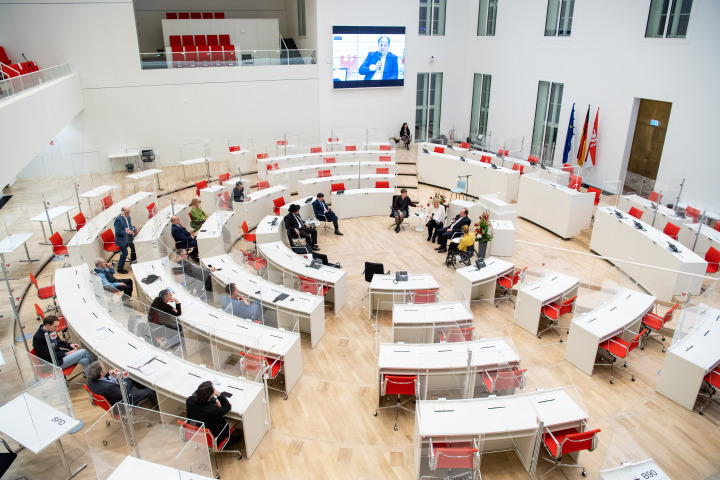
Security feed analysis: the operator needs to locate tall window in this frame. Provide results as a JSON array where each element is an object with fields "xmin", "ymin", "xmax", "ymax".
[
  {"xmin": 645, "ymin": 0, "xmax": 693, "ymax": 38},
  {"xmin": 416, "ymin": 73, "xmax": 443, "ymax": 142},
  {"xmin": 544, "ymin": 0, "xmax": 574, "ymax": 36},
  {"xmin": 477, "ymin": 0, "xmax": 498, "ymax": 36},
  {"xmin": 469, "ymin": 74, "xmax": 492, "ymax": 142},
  {"xmin": 297, "ymin": 0, "xmax": 307, "ymax": 37},
  {"xmin": 419, "ymin": 0, "xmax": 447, "ymax": 36},
  {"xmin": 531, "ymin": 81, "xmax": 564, "ymax": 164}
]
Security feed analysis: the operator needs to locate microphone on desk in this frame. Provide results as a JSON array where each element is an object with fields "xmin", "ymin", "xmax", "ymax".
[{"xmin": 22, "ymin": 53, "xmax": 29, "ymax": 63}]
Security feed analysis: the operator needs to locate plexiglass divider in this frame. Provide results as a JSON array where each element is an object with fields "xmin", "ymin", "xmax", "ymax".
[{"xmin": 227, "ymin": 137, "xmax": 254, "ymax": 176}]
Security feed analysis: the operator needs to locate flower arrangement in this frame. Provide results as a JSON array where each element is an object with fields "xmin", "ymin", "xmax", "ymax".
[
  {"xmin": 474, "ymin": 211, "xmax": 493, "ymax": 243},
  {"xmin": 426, "ymin": 193, "xmax": 448, "ymax": 207}
]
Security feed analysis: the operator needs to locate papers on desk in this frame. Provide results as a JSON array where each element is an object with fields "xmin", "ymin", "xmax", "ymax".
[
  {"xmin": 129, "ymin": 351, "xmax": 157, "ymax": 375},
  {"xmin": 96, "ymin": 325, "xmax": 111, "ymax": 340}
]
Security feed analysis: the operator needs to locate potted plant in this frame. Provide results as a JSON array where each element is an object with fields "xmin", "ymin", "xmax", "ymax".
[
  {"xmin": 473, "ymin": 211, "xmax": 493, "ymax": 258},
  {"xmin": 427, "ymin": 193, "xmax": 447, "ymax": 207}
]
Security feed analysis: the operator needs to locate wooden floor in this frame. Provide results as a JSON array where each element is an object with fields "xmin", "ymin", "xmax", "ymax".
[{"xmin": 1, "ymin": 146, "xmax": 719, "ymax": 480}]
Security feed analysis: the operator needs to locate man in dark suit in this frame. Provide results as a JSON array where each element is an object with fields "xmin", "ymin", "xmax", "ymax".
[
  {"xmin": 312, "ymin": 193, "xmax": 342, "ymax": 236},
  {"xmin": 358, "ymin": 36, "xmax": 399, "ymax": 80},
  {"xmin": 33, "ymin": 315, "xmax": 94, "ymax": 377},
  {"xmin": 171, "ymin": 216, "xmax": 198, "ymax": 259},
  {"xmin": 186, "ymin": 381, "xmax": 237, "ymax": 446},
  {"xmin": 86, "ymin": 360, "xmax": 156, "ymax": 406},
  {"xmin": 114, "ymin": 206, "xmax": 137, "ymax": 274},
  {"xmin": 435, "ymin": 208, "xmax": 471, "ymax": 253},
  {"xmin": 284, "ymin": 203, "xmax": 319, "ymax": 251},
  {"xmin": 149, "ymin": 288, "xmax": 182, "ymax": 330}
]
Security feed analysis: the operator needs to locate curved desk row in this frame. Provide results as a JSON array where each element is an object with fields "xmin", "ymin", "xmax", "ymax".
[
  {"xmin": 199, "ymin": 177, "xmax": 249, "ymax": 215},
  {"xmin": 298, "ymin": 174, "xmax": 395, "ymax": 199},
  {"xmin": 267, "ymin": 161, "xmax": 396, "ymax": 193},
  {"xmin": 616, "ymin": 194, "xmax": 688, "ymax": 230},
  {"xmin": 55, "ymin": 266, "xmax": 268, "ymax": 458},
  {"xmin": 392, "ymin": 301, "xmax": 474, "ymax": 343},
  {"xmin": 132, "ymin": 259, "xmax": 303, "ymax": 396},
  {"xmin": 196, "ymin": 210, "xmax": 238, "ymax": 257},
  {"xmin": 678, "ymin": 222, "xmax": 720, "ymax": 257},
  {"xmin": 514, "ymin": 271, "xmax": 580, "ymax": 337},
  {"xmin": 201, "ymin": 253, "xmax": 326, "ymax": 347},
  {"xmin": 454, "ymin": 257, "xmax": 515, "ymax": 303},
  {"xmin": 329, "ymin": 188, "xmax": 395, "ymax": 220},
  {"xmin": 369, "ymin": 273, "xmax": 439, "ymax": 312},
  {"xmin": 257, "ymin": 150, "xmax": 394, "ymax": 179},
  {"xmin": 134, "ymin": 204, "xmax": 189, "ymax": 261},
  {"xmin": 233, "ymin": 184, "xmax": 290, "ymax": 232}
]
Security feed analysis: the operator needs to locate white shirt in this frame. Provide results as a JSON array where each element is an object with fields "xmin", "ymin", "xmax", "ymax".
[
  {"xmin": 371, "ymin": 53, "xmax": 387, "ymax": 80},
  {"xmin": 428, "ymin": 204, "xmax": 446, "ymax": 224}
]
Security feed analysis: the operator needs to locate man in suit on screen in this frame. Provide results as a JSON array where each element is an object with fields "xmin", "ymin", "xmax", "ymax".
[{"xmin": 358, "ymin": 36, "xmax": 398, "ymax": 80}]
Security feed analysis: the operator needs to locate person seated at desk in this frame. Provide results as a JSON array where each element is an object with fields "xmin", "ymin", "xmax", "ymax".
[
  {"xmin": 186, "ymin": 381, "xmax": 240, "ymax": 446},
  {"xmin": 86, "ymin": 360, "xmax": 156, "ymax": 406},
  {"xmin": 177, "ymin": 249, "xmax": 215, "ymax": 294},
  {"xmin": 94, "ymin": 258, "xmax": 133, "ymax": 298},
  {"xmin": 313, "ymin": 193, "xmax": 343, "ymax": 236},
  {"xmin": 232, "ymin": 181, "xmax": 246, "ymax": 203},
  {"xmin": 435, "ymin": 208, "xmax": 471, "ymax": 253},
  {"xmin": 221, "ymin": 283, "xmax": 263, "ymax": 322},
  {"xmin": 391, "ymin": 188, "xmax": 416, "ymax": 233},
  {"xmin": 426, "ymin": 197, "xmax": 446, "ymax": 243},
  {"xmin": 114, "ymin": 206, "xmax": 137, "ymax": 274},
  {"xmin": 33, "ymin": 315, "xmax": 95, "ymax": 377},
  {"xmin": 448, "ymin": 224, "xmax": 474, "ymax": 254},
  {"xmin": 189, "ymin": 198, "xmax": 208, "ymax": 230},
  {"xmin": 284, "ymin": 203, "xmax": 319, "ymax": 251},
  {"xmin": 149, "ymin": 288, "xmax": 182, "ymax": 330},
  {"xmin": 171, "ymin": 216, "xmax": 198, "ymax": 260}
]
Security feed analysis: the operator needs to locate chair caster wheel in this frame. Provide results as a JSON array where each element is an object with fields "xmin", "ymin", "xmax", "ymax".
[
  {"xmin": 102, "ymin": 440, "xmax": 107, "ymax": 446},
  {"xmin": 215, "ymin": 474, "xmax": 220, "ymax": 479},
  {"xmin": 373, "ymin": 411, "xmax": 377, "ymax": 416},
  {"xmin": 284, "ymin": 394, "xmax": 288, "ymax": 400},
  {"xmin": 237, "ymin": 453, "xmax": 242, "ymax": 460},
  {"xmin": 559, "ymin": 339, "xmax": 563, "ymax": 343},
  {"xmin": 699, "ymin": 410, "xmax": 704, "ymax": 415},
  {"xmin": 537, "ymin": 335, "xmax": 541, "ymax": 339},
  {"xmin": 582, "ymin": 470, "xmax": 588, "ymax": 477},
  {"xmin": 610, "ymin": 379, "xmax": 614, "ymax": 384},
  {"xmin": 662, "ymin": 348, "xmax": 666, "ymax": 352},
  {"xmin": 394, "ymin": 425, "xmax": 398, "ymax": 431},
  {"xmin": 631, "ymin": 376, "xmax": 635, "ymax": 381},
  {"xmin": 623, "ymin": 362, "xmax": 628, "ymax": 367}
]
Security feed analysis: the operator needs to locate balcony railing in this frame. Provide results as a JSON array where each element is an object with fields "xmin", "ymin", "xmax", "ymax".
[
  {"xmin": 140, "ymin": 49, "xmax": 316, "ymax": 70},
  {"xmin": 0, "ymin": 63, "xmax": 72, "ymax": 103}
]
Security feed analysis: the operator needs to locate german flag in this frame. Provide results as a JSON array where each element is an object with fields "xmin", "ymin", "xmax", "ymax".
[{"xmin": 577, "ymin": 106, "xmax": 590, "ymax": 167}]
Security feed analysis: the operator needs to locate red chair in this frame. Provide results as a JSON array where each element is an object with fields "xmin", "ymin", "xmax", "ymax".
[
  {"xmin": 257, "ymin": 181, "xmax": 269, "ymax": 190},
  {"xmin": 223, "ymin": 45, "xmax": 236, "ymax": 65},
  {"xmin": 73, "ymin": 212, "xmax": 86, "ymax": 231},
  {"xmin": 219, "ymin": 35, "xmax": 231, "ymax": 46},
  {"xmin": 146, "ymin": 202, "xmax": 157, "ymax": 219},
  {"xmin": 328, "ymin": 137, "xmax": 339, "ymax": 143},
  {"xmin": 169, "ymin": 35, "xmax": 181, "ymax": 47},
  {"xmin": 498, "ymin": 149, "xmax": 509, "ymax": 157},
  {"xmin": 663, "ymin": 222, "xmax": 680, "ymax": 240},
  {"xmin": 299, "ymin": 275, "xmax": 329, "ymax": 297},
  {"xmin": 310, "ymin": 147, "xmax": 322, "ymax": 153},
  {"xmin": 539, "ymin": 423, "xmax": 601, "ymax": 477},
  {"xmin": 257, "ymin": 153, "xmax": 268, "ymax": 160},
  {"xmin": 460, "ymin": 142, "xmax": 470, "ymax": 148},
  {"xmin": 715, "ymin": 222, "xmax": 720, "ymax": 232},
  {"xmin": 194, "ymin": 35, "xmax": 206, "ymax": 46},
  {"xmin": 49, "ymin": 232, "xmax": 69, "ymax": 258},
  {"xmin": 266, "ymin": 163, "xmax": 279, "ymax": 172},
  {"xmin": 240, "ymin": 249, "xmax": 267, "ymax": 274},
  {"xmin": 181, "ymin": 35, "xmax": 194, "ymax": 46},
  {"xmin": 195, "ymin": 180, "xmax": 208, "ymax": 196},
  {"xmin": 538, "ymin": 296, "xmax": 577, "ymax": 341},
  {"xmin": 379, "ymin": 156, "xmax": 392, "ymax": 162},
  {"xmin": 184, "ymin": 45, "xmax": 198, "ymax": 67},
  {"xmin": 178, "ymin": 12, "xmax": 189, "ymax": 19},
  {"xmin": 29, "ymin": 348, "xmax": 81, "ymax": 381},
  {"xmin": 439, "ymin": 326, "xmax": 475, "ymax": 343},
  {"xmin": 379, "ymin": 145, "xmax": 391, "ymax": 151},
  {"xmin": 197, "ymin": 45, "xmax": 210, "ymax": 67},
  {"xmin": 568, "ymin": 174, "xmax": 582, "ymax": 190},
  {"xmin": 318, "ymin": 170, "xmax": 331, "ymax": 178},
  {"xmin": 496, "ymin": 266, "xmax": 527, "ymax": 307},
  {"xmin": 699, "ymin": 366, "xmax": 720, "ymax": 415},
  {"xmin": 628, "ymin": 206, "xmax": 644, "ymax": 220},
  {"xmin": 596, "ymin": 329, "xmax": 647, "ymax": 383},
  {"xmin": 528, "ymin": 155, "xmax": 540, "ymax": 163},
  {"xmin": 83, "ymin": 384, "xmax": 112, "ymax": 412},
  {"xmin": 273, "ymin": 197, "xmax": 285, "ymax": 215},
  {"xmin": 480, "ymin": 155, "xmax": 492, "ymax": 164},
  {"xmin": 238, "ymin": 352, "xmax": 284, "ymax": 397},
  {"xmin": 170, "ymin": 45, "xmax": 185, "ymax": 67},
  {"xmin": 408, "ymin": 288, "xmax": 439, "ymax": 304},
  {"xmin": 207, "ymin": 35, "xmax": 219, "ymax": 46},
  {"xmin": 241, "ymin": 221, "xmax": 258, "ymax": 251},
  {"xmin": 375, "ymin": 181, "xmax": 390, "ymax": 189},
  {"xmin": 214, "ymin": 12, "xmax": 225, "ymax": 18},
  {"xmin": 376, "ymin": 167, "xmax": 390, "ymax": 174},
  {"xmin": 705, "ymin": 246, "xmax": 720, "ymax": 275},
  {"xmin": 512, "ymin": 163, "xmax": 524, "ymax": 175},
  {"xmin": 218, "ymin": 173, "xmax": 230, "ymax": 185},
  {"xmin": 428, "ymin": 439, "xmax": 480, "ymax": 478},
  {"xmin": 166, "ymin": 13, "xmax": 178, "ymax": 20},
  {"xmin": 331, "ymin": 183, "xmax": 345, "ymax": 192},
  {"xmin": 345, "ymin": 145, "xmax": 357, "ymax": 151},
  {"xmin": 100, "ymin": 229, "xmax": 122, "ymax": 258},
  {"xmin": 35, "ymin": 304, "xmax": 68, "ymax": 338},
  {"xmin": 323, "ymin": 157, "xmax": 336, "ymax": 164},
  {"xmin": 685, "ymin": 205, "xmax": 701, "ymax": 222},
  {"xmin": 177, "ymin": 420, "xmax": 240, "ymax": 477},
  {"xmin": 228, "ymin": 145, "xmax": 240, "ymax": 153},
  {"xmin": 433, "ymin": 146, "xmax": 445, "ymax": 154},
  {"xmin": 562, "ymin": 164, "xmax": 574, "ymax": 173},
  {"xmin": 587, "ymin": 187, "xmax": 601, "ymax": 205},
  {"xmin": 482, "ymin": 366, "xmax": 527, "ymax": 395},
  {"xmin": 218, "ymin": 191, "xmax": 230, "ymax": 210},
  {"xmin": 648, "ymin": 191, "xmax": 663, "ymax": 204},
  {"xmin": 640, "ymin": 303, "xmax": 678, "ymax": 352},
  {"xmin": 202, "ymin": 12, "xmax": 213, "ymax": 19},
  {"xmin": 374, "ymin": 374, "xmax": 418, "ymax": 430},
  {"xmin": 29, "ymin": 273, "xmax": 57, "ymax": 312},
  {"xmin": 190, "ymin": 12, "xmax": 201, "ymax": 19},
  {"xmin": 277, "ymin": 140, "xmax": 288, "ymax": 146},
  {"xmin": 101, "ymin": 195, "xmax": 113, "ymax": 211}
]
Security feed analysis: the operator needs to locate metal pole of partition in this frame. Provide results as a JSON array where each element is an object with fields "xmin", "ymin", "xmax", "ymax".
[
  {"xmin": 170, "ymin": 197, "xmax": 175, "ymax": 216},
  {"xmin": 42, "ymin": 198, "xmax": 53, "ymax": 243},
  {"xmin": 74, "ymin": 183, "xmax": 82, "ymax": 214},
  {"xmin": 205, "ymin": 157, "xmax": 210, "ymax": 183},
  {"xmin": 650, "ymin": 189, "xmax": 660, "ymax": 227},
  {"xmin": 1, "ymin": 252, "xmax": 30, "ymax": 347},
  {"xmin": 117, "ymin": 373, "xmax": 142, "ymax": 459},
  {"xmin": 365, "ymin": 128, "xmax": 369, "ymax": 151},
  {"xmin": 674, "ymin": 178, "xmax": 685, "ymax": 216},
  {"xmin": 692, "ymin": 211, "xmax": 705, "ymax": 252}
]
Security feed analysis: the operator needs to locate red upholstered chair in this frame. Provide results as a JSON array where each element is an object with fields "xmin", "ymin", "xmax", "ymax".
[
  {"xmin": 194, "ymin": 35, "xmax": 206, "ymax": 46},
  {"xmin": 648, "ymin": 191, "xmax": 663, "ymax": 204},
  {"xmin": 587, "ymin": 187, "xmax": 601, "ymax": 205},
  {"xmin": 257, "ymin": 180, "xmax": 269, "ymax": 190},
  {"xmin": 310, "ymin": 147, "xmax": 322, "ymax": 153},
  {"xmin": 190, "ymin": 12, "xmax": 201, "ymax": 19},
  {"xmin": 177, "ymin": 420, "xmax": 240, "ymax": 478},
  {"xmin": 146, "ymin": 202, "xmax": 157, "ymax": 219},
  {"xmin": 318, "ymin": 170, "xmax": 331, "ymax": 178},
  {"xmin": 568, "ymin": 174, "xmax": 582, "ymax": 190},
  {"xmin": 223, "ymin": 45, "xmax": 236, "ymax": 65},
  {"xmin": 345, "ymin": 145, "xmax": 357, "ymax": 151},
  {"xmin": 375, "ymin": 181, "xmax": 390, "ymax": 189},
  {"xmin": 480, "ymin": 155, "xmax": 492, "ymax": 164},
  {"xmin": 184, "ymin": 45, "xmax": 198, "ymax": 67},
  {"xmin": 439, "ymin": 326, "xmax": 475, "ymax": 343},
  {"xmin": 83, "ymin": 384, "xmax": 112, "ymax": 412},
  {"xmin": 273, "ymin": 197, "xmax": 285, "ymax": 215},
  {"xmin": 1, "ymin": 64, "xmax": 20, "ymax": 78},
  {"xmin": 257, "ymin": 153, "xmax": 268, "ymax": 160},
  {"xmin": 706, "ymin": 246, "xmax": 720, "ymax": 275},
  {"xmin": 101, "ymin": 195, "xmax": 113, "ymax": 211},
  {"xmin": 496, "ymin": 266, "xmax": 526, "ymax": 306},
  {"xmin": 498, "ymin": 149, "xmax": 508, "ymax": 157},
  {"xmin": 239, "ymin": 249, "xmax": 267, "ymax": 274},
  {"xmin": 100, "ymin": 229, "xmax": 122, "ymax": 258},
  {"xmin": 169, "ymin": 35, "xmax": 181, "ymax": 47},
  {"xmin": 699, "ymin": 366, "xmax": 720, "ymax": 415},
  {"xmin": 538, "ymin": 295, "xmax": 577, "ymax": 341},
  {"xmin": 197, "ymin": 45, "xmax": 210, "ymax": 67},
  {"xmin": 181, "ymin": 35, "xmax": 194, "ymax": 46},
  {"xmin": 685, "ymin": 206, "xmax": 701, "ymax": 223},
  {"xmin": 202, "ymin": 12, "xmax": 213, "ymax": 19},
  {"xmin": 331, "ymin": 183, "xmax": 345, "ymax": 192},
  {"xmin": 178, "ymin": 12, "xmax": 190, "ymax": 19},
  {"xmin": 512, "ymin": 163, "xmax": 524, "ymax": 175},
  {"xmin": 460, "ymin": 142, "xmax": 470, "ymax": 148},
  {"xmin": 171, "ymin": 46, "xmax": 185, "ymax": 68},
  {"xmin": 640, "ymin": 303, "xmax": 678, "ymax": 352},
  {"xmin": 528, "ymin": 155, "xmax": 540, "ymax": 163},
  {"xmin": 196, "ymin": 180, "xmax": 208, "ymax": 196},
  {"xmin": 596, "ymin": 329, "xmax": 647, "ymax": 383},
  {"xmin": 323, "ymin": 157, "xmax": 335, "ymax": 164},
  {"xmin": 219, "ymin": 34, "xmax": 231, "ymax": 46},
  {"xmin": 715, "ymin": 222, "xmax": 720, "ymax": 232},
  {"xmin": 266, "ymin": 162, "xmax": 279, "ymax": 171},
  {"xmin": 228, "ymin": 145, "xmax": 240, "ymax": 153},
  {"xmin": 482, "ymin": 366, "xmax": 527, "ymax": 395},
  {"xmin": 218, "ymin": 173, "xmax": 230, "ymax": 185},
  {"xmin": 238, "ymin": 352, "xmax": 284, "ymax": 396},
  {"xmin": 277, "ymin": 140, "xmax": 288, "ymax": 146},
  {"xmin": 375, "ymin": 374, "xmax": 418, "ymax": 430},
  {"xmin": 663, "ymin": 222, "xmax": 680, "ymax": 240},
  {"xmin": 299, "ymin": 275, "xmax": 329, "ymax": 297},
  {"xmin": 379, "ymin": 145, "xmax": 391, "ymax": 151},
  {"xmin": 73, "ymin": 212, "xmax": 86, "ymax": 231},
  {"xmin": 29, "ymin": 348, "xmax": 81, "ymax": 381},
  {"xmin": 214, "ymin": 12, "xmax": 225, "ymax": 18},
  {"xmin": 35, "ymin": 304, "xmax": 68, "ymax": 338},
  {"xmin": 376, "ymin": 167, "xmax": 390, "ymax": 174},
  {"xmin": 49, "ymin": 232, "xmax": 69, "ymax": 258},
  {"xmin": 29, "ymin": 273, "xmax": 57, "ymax": 312},
  {"xmin": 241, "ymin": 221, "xmax": 257, "ymax": 247},
  {"xmin": 408, "ymin": 288, "xmax": 439, "ymax": 304},
  {"xmin": 207, "ymin": 35, "xmax": 219, "ymax": 46},
  {"xmin": 628, "ymin": 206, "xmax": 644, "ymax": 220},
  {"xmin": 166, "ymin": 12, "xmax": 178, "ymax": 19},
  {"xmin": 328, "ymin": 137, "xmax": 339, "ymax": 143},
  {"xmin": 433, "ymin": 146, "xmax": 445, "ymax": 154},
  {"xmin": 379, "ymin": 156, "xmax": 392, "ymax": 162},
  {"xmin": 428, "ymin": 439, "xmax": 480, "ymax": 478},
  {"xmin": 539, "ymin": 423, "xmax": 601, "ymax": 478}
]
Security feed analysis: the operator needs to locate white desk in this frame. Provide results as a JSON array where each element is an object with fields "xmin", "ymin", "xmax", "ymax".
[
  {"xmin": 108, "ymin": 149, "xmax": 140, "ymax": 172},
  {"xmin": 201, "ymin": 254, "xmax": 325, "ymax": 348},
  {"xmin": 447, "ymin": 195, "xmax": 517, "ymax": 226},
  {"xmin": 233, "ymin": 185, "xmax": 290, "ymax": 232},
  {"xmin": 599, "ymin": 459, "xmax": 671, "ymax": 480},
  {"xmin": 229, "ymin": 148, "xmax": 253, "ymax": 174},
  {"xmin": 79, "ymin": 185, "xmax": 115, "ymax": 213},
  {"xmin": 133, "ymin": 259, "xmax": 302, "ymax": 396},
  {"xmin": 257, "ymin": 150, "xmax": 394, "ymax": 179},
  {"xmin": 55, "ymin": 266, "xmax": 268, "ymax": 458},
  {"xmin": 0, "ymin": 233, "xmax": 37, "ymax": 263},
  {"xmin": 369, "ymin": 274, "xmax": 439, "ymax": 312},
  {"xmin": 415, "ymin": 388, "xmax": 588, "ymax": 477},
  {"xmin": 254, "ymin": 215, "xmax": 286, "ymax": 246},
  {"xmin": 297, "ymin": 174, "xmax": 395, "ymax": 199},
  {"xmin": 134, "ymin": 204, "xmax": 189, "ymax": 261},
  {"xmin": 490, "ymin": 220, "xmax": 515, "ymax": 257},
  {"xmin": 258, "ymin": 241, "xmax": 347, "ymax": 313},
  {"xmin": 617, "ymin": 194, "xmax": 687, "ymax": 229},
  {"xmin": 514, "ymin": 272, "xmax": 580, "ymax": 337},
  {"xmin": 330, "ymin": 188, "xmax": 395, "ymax": 220},
  {"xmin": 199, "ymin": 177, "xmax": 249, "ymax": 215},
  {"xmin": 656, "ymin": 304, "xmax": 720, "ymax": 410},
  {"xmin": 30, "ymin": 205, "xmax": 75, "ymax": 243},
  {"xmin": 564, "ymin": 288, "xmax": 655, "ymax": 375},
  {"xmin": 454, "ymin": 257, "xmax": 514, "ymax": 303},
  {"xmin": 267, "ymin": 161, "xmax": 396, "ymax": 193},
  {"xmin": 179, "ymin": 157, "xmax": 212, "ymax": 182},
  {"xmin": 278, "ymin": 196, "xmax": 317, "ymax": 221},
  {"xmin": 517, "ymin": 175, "xmax": 595, "ymax": 239},
  {"xmin": 196, "ymin": 210, "xmax": 238, "ymax": 258},
  {"xmin": 392, "ymin": 302, "xmax": 473, "ymax": 343},
  {"xmin": 126, "ymin": 168, "xmax": 164, "ymax": 190},
  {"xmin": 108, "ymin": 456, "xmax": 214, "ymax": 480},
  {"xmin": 678, "ymin": 222, "xmax": 720, "ymax": 257},
  {"xmin": 590, "ymin": 207, "xmax": 707, "ymax": 301}
]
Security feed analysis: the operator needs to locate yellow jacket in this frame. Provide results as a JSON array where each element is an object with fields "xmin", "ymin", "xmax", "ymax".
[{"xmin": 457, "ymin": 233, "xmax": 475, "ymax": 252}]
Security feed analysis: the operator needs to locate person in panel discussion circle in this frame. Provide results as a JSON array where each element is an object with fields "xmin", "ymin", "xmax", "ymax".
[{"xmin": 358, "ymin": 35, "xmax": 398, "ymax": 80}]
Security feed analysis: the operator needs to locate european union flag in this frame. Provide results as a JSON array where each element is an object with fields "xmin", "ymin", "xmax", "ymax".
[{"xmin": 562, "ymin": 103, "xmax": 575, "ymax": 165}]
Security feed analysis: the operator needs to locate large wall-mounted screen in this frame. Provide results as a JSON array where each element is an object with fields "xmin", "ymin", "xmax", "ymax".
[{"xmin": 332, "ymin": 26, "xmax": 405, "ymax": 89}]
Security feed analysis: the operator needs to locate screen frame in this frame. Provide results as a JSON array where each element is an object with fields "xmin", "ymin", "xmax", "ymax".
[{"xmin": 332, "ymin": 25, "xmax": 406, "ymax": 89}]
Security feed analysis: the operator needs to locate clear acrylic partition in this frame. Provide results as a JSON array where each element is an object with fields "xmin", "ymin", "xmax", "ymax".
[
  {"xmin": 37, "ymin": 186, "xmax": 80, "ymax": 247},
  {"xmin": 419, "ymin": 348, "xmax": 471, "ymax": 401},
  {"xmin": 274, "ymin": 134, "xmax": 300, "ymax": 156},
  {"xmin": 84, "ymin": 404, "xmax": 213, "ymax": 480},
  {"xmin": 326, "ymin": 128, "xmax": 346, "ymax": 152},
  {"xmin": 364, "ymin": 127, "xmax": 395, "ymax": 150},
  {"xmin": 179, "ymin": 142, "xmax": 211, "ymax": 181},
  {"xmin": 233, "ymin": 48, "xmax": 315, "ymax": 67},
  {"xmin": 600, "ymin": 179, "xmax": 623, "ymax": 208},
  {"xmin": 669, "ymin": 276, "xmax": 720, "ymax": 350},
  {"xmin": 600, "ymin": 408, "xmax": 677, "ymax": 479},
  {"xmin": 228, "ymin": 137, "xmax": 254, "ymax": 176},
  {"xmin": 418, "ymin": 433, "xmax": 484, "ymax": 480},
  {"xmin": 0, "ymin": 64, "xmax": 72, "ymax": 103}
]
